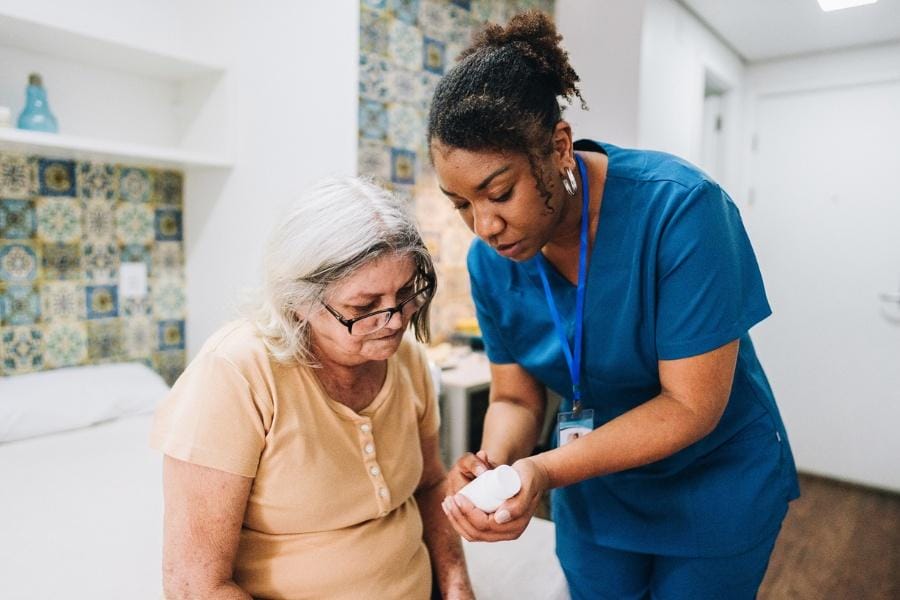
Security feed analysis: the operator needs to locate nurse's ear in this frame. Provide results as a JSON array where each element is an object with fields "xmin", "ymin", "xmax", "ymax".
[{"xmin": 550, "ymin": 120, "xmax": 576, "ymax": 173}]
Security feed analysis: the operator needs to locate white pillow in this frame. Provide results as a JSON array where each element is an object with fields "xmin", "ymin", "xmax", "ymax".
[{"xmin": 0, "ymin": 362, "xmax": 170, "ymax": 443}]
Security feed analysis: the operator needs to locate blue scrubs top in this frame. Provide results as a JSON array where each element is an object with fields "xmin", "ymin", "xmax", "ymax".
[{"xmin": 468, "ymin": 140, "xmax": 800, "ymax": 557}]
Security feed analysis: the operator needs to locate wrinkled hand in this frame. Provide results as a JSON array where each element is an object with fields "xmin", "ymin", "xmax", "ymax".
[
  {"xmin": 441, "ymin": 457, "xmax": 550, "ymax": 542},
  {"xmin": 446, "ymin": 450, "xmax": 494, "ymax": 495}
]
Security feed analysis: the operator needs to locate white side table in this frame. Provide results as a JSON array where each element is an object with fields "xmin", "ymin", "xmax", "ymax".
[{"xmin": 437, "ymin": 351, "xmax": 491, "ymax": 466}]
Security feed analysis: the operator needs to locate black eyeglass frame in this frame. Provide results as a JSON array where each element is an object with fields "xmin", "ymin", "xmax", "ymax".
[{"xmin": 321, "ymin": 273, "xmax": 435, "ymax": 336}]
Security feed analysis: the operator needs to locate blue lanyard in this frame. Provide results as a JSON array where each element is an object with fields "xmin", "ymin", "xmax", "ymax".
[{"xmin": 536, "ymin": 154, "xmax": 590, "ymax": 413}]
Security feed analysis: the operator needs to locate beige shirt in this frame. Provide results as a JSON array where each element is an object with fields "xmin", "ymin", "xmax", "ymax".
[{"xmin": 150, "ymin": 321, "xmax": 440, "ymax": 599}]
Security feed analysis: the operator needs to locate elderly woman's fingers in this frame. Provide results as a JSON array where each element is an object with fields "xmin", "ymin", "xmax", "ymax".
[{"xmin": 446, "ymin": 452, "xmax": 491, "ymax": 494}]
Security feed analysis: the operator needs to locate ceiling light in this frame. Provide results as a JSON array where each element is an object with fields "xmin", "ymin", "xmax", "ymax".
[{"xmin": 817, "ymin": 0, "xmax": 878, "ymax": 12}]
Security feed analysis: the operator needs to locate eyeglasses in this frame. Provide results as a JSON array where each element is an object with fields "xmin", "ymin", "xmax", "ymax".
[{"xmin": 321, "ymin": 278, "xmax": 434, "ymax": 336}]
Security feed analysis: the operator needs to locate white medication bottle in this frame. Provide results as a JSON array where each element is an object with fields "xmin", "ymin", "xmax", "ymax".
[{"xmin": 458, "ymin": 464, "xmax": 522, "ymax": 513}]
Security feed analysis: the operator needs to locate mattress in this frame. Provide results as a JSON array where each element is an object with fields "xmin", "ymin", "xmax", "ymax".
[
  {"xmin": 0, "ymin": 414, "xmax": 163, "ymax": 599},
  {"xmin": 0, "ymin": 414, "xmax": 568, "ymax": 599}
]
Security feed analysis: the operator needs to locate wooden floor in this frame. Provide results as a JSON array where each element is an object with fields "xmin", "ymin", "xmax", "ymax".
[
  {"xmin": 759, "ymin": 473, "xmax": 900, "ymax": 599},
  {"xmin": 535, "ymin": 473, "xmax": 899, "ymax": 598}
]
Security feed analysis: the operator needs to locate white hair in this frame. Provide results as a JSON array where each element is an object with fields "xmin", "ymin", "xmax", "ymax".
[{"xmin": 248, "ymin": 177, "xmax": 435, "ymax": 365}]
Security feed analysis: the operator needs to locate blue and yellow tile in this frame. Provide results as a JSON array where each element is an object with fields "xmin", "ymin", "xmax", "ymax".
[
  {"xmin": 0, "ymin": 198, "xmax": 36, "ymax": 239},
  {"xmin": 390, "ymin": 0, "xmax": 420, "ymax": 25},
  {"xmin": 82, "ymin": 242, "xmax": 120, "ymax": 284},
  {"xmin": 124, "ymin": 317, "xmax": 154, "ymax": 360},
  {"xmin": 41, "ymin": 242, "xmax": 81, "ymax": 280},
  {"xmin": 1, "ymin": 325, "xmax": 43, "ymax": 374},
  {"xmin": 151, "ymin": 275, "xmax": 187, "ymax": 320},
  {"xmin": 40, "ymin": 281, "xmax": 86, "ymax": 322},
  {"xmin": 38, "ymin": 159, "xmax": 76, "ymax": 197},
  {"xmin": 85, "ymin": 284, "xmax": 119, "ymax": 319},
  {"xmin": 157, "ymin": 319, "xmax": 185, "ymax": 351},
  {"xmin": 390, "ymin": 148, "xmax": 417, "ymax": 184},
  {"xmin": 78, "ymin": 162, "xmax": 117, "ymax": 202},
  {"xmin": 153, "ymin": 349, "xmax": 186, "ymax": 386},
  {"xmin": 0, "ymin": 153, "xmax": 36, "ymax": 199},
  {"xmin": 0, "ymin": 285, "xmax": 40, "ymax": 325},
  {"xmin": 154, "ymin": 208, "xmax": 182, "ymax": 242},
  {"xmin": 44, "ymin": 321, "xmax": 88, "ymax": 368},
  {"xmin": 119, "ymin": 167, "xmax": 153, "ymax": 203},
  {"xmin": 360, "ymin": 99, "xmax": 389, "ymax": 141},
  {"xmin": 87, "ymin": 318, "xmax": 124, "ymax": 362},
  {"xmin": 82, "ymin": 198, "xmax": 117, "ymax": 243},
  {"xmin": 0, "ymin": 242, "xmax": 38, "ymax": 282},
  {"xmin": 361, "ymin": 6, "xmax": 390, "ymax": 56},
  {"xmin": 36, "ymin": 197, "xmax": 82, "ymax": 243},
  {"xmin": 153, "ymin": 171, "xmax": 183, "ymax": 205},
  {"xmin": 115, "ymin": 202, "xmax": 154, "ymax": 245},
  {"xmin": 423, "ymin": 36, "xmax": 446, "ymax": 74}
]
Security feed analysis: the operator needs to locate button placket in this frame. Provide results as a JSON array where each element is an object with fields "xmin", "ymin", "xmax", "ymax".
[{"xmin": 357, "ymin": 417, "xmax": 390, "ymax": 513}]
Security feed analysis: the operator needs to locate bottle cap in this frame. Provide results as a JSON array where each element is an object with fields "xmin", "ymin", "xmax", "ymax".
[{"xmin": 28, "ymin": 73, "xmax": 42, "ymax": 86}]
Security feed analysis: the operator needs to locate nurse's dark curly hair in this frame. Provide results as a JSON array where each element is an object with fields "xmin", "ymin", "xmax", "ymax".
[{"xmin": 426, "ymin": 11, "xmax": 586, "ymax": 210}]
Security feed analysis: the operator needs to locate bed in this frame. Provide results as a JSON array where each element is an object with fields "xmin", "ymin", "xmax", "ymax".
[{"xmin": 0, "ymin": 363, "xmax": 569, "ymax": 599}]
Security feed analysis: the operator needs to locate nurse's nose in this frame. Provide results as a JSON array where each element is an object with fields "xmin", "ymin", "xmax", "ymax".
[{"xmin": 472, "ymin": 205, "xmax": 504, "ymax": 240}]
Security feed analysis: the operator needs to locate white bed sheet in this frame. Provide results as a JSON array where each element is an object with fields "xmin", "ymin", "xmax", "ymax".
[
  {"xmin": 0, "ymin": 414, "xmax": 162, "ymax": 599},
  {"xmin": 0, "ymin": 413, "xmax": 568, "ymax": 599}
]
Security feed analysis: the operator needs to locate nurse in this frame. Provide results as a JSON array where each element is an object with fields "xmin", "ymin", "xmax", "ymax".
[{"xmin": 430, "ymin": 11, "xmax": 800, "ymax": 600}]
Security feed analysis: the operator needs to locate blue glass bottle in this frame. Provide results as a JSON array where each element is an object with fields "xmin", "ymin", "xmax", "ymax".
[{"xmin": 17, "ymin": 73, "xmax": 59, "ymax": 133}]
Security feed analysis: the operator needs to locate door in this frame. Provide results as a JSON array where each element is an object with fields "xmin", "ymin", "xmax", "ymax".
[{"xmin": 746, "ymin": 79, "xmax": 900, "ymax": 492}]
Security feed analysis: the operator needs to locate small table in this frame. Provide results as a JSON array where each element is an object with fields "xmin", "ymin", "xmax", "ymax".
[{"xmin": 437, "ymin": 351, "xmax": 491, "ymax": 465}]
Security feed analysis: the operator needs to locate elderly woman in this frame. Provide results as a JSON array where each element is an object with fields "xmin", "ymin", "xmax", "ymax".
[{"xmin": 150, "ymin": 178, "xmax": 474, "ymax": 599}]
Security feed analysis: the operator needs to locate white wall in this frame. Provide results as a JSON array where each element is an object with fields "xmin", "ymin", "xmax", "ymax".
[
  {"xmin": 638, "ymin": 0, "xmax": 744, "ymax": 193},
  {"xmin": 555, "ymin": 0, "xmax": 646, "ymax": 147},
  {"xmin": 185, "ymin": 1, "xmax": 359, "ymax": 355}
]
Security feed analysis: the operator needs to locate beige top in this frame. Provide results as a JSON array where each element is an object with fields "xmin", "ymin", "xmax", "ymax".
[{"xmin": 150, "ymin": 321, "xmax": 440, "ymax": 600}]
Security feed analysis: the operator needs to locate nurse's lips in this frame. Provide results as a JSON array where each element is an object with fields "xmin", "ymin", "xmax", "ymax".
[{"xmin": 494, "ymin": 240, "xmax": 523, "ymax": 258}]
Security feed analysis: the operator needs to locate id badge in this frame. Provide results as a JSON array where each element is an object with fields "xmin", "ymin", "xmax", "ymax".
[{"xmin": 557, "ymin": 408, "xmax": 595, "ymax": 446}]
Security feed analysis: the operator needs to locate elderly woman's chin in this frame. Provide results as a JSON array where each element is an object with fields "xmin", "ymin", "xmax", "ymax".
[{"xmin": 358, "ymin": 327, "xmax": 407, "ymax": 360}]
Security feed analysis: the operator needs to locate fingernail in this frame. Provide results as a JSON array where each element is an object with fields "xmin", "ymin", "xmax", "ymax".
[
  {"xmin": 474, "ymin": 465, "xmax": 486, "ymax": 476},
  {"xmin": 441, "ymin": 500, "xmax": 449, "ymax": 515},
  {"xmin": 495, "ymin": 509, "xmax": 511, "ymax": 524}
]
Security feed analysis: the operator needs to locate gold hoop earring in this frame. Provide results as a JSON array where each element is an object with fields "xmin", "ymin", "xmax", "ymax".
[{"xmin": 562, "ymin": 168, "xmax": 577, "ymax": 196}]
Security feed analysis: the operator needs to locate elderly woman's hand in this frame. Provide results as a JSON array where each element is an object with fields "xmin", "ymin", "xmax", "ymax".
[
  {"xmin": 441, "ymin": 456, "xmax": 550, "ymax": 542},
  {"xmin": 446, "ymin": 450, "xmax": 494, "ymax": 495}
]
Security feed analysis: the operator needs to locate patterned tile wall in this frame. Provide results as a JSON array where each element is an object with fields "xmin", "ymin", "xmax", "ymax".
[
  {"xmin": 357, "ymin": 0, "xmax": 555, "ymax": 341},
  {"xmin": 0, "ymin": 152, "xmax": 186, "ymax": 384}
]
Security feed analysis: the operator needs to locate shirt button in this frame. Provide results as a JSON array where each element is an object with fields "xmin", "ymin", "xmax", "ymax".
[
  {"xmin": 360, "ymin": 423, "xmax": 371, "ymax": 433},
  {"xmin": 379, "ymin": 487, "xmax": 388, "ymax": 498},
  {"xmin": 370, "ymin": 465, "xmax": 380, "ymax": 476},
  {"xmin": 364, "ymin": 443, "xmax": 375, "ymax": 454}
]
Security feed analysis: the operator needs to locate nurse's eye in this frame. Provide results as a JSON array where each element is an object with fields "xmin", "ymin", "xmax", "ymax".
[
  {"xmin": 452, "ymin": 201, "xmax": 470, "ymax": 212},
  {"xmin": 488, "ymin": 188, "xmax": 513, "ymax": 203}
]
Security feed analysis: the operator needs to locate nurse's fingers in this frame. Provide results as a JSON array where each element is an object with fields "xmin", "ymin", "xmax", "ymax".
[
  {"xmin": 442, "ymin": 492, "xmax": 527, "ymax": 542},
  {"xmin": 441, "ymin": 494, "xmax": 487, "ymax": 541}
]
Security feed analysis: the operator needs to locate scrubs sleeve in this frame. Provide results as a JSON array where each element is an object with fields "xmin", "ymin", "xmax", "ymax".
[
  {"xmin": 467, "ymin": 245, "xmax": 515, "ymax": 364},
  {"xmin": 655, "ymin": 180, "xmax": 771, "ymax": 360}
]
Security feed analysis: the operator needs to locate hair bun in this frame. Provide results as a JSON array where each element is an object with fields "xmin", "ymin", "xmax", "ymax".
[{"xmin": 461, "ymin": 11, "xmax": 584, "ymax": 107}]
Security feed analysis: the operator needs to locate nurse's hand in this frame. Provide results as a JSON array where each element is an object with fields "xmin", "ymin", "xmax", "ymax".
[
  {"xmin": 446, "ymin": 450, "xmax": 494, "ymax": 495},
  {"xmin": 441, "ymin": 457, "xmax": 550, "ymax": 542}
]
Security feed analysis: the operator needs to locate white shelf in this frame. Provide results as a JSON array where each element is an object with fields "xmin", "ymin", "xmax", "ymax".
[
  {"xmin": 0, "ymin": 127, "xmax": 232, "ymax": 170},
  {"xmin": 0, "ymin": 14, "xmax": 225, "ymax": 81}
]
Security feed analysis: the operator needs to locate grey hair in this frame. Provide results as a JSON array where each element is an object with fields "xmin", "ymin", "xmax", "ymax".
[{"xmin": 249, "ymin": 176, "xmax": 436, "ymax": 366}]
